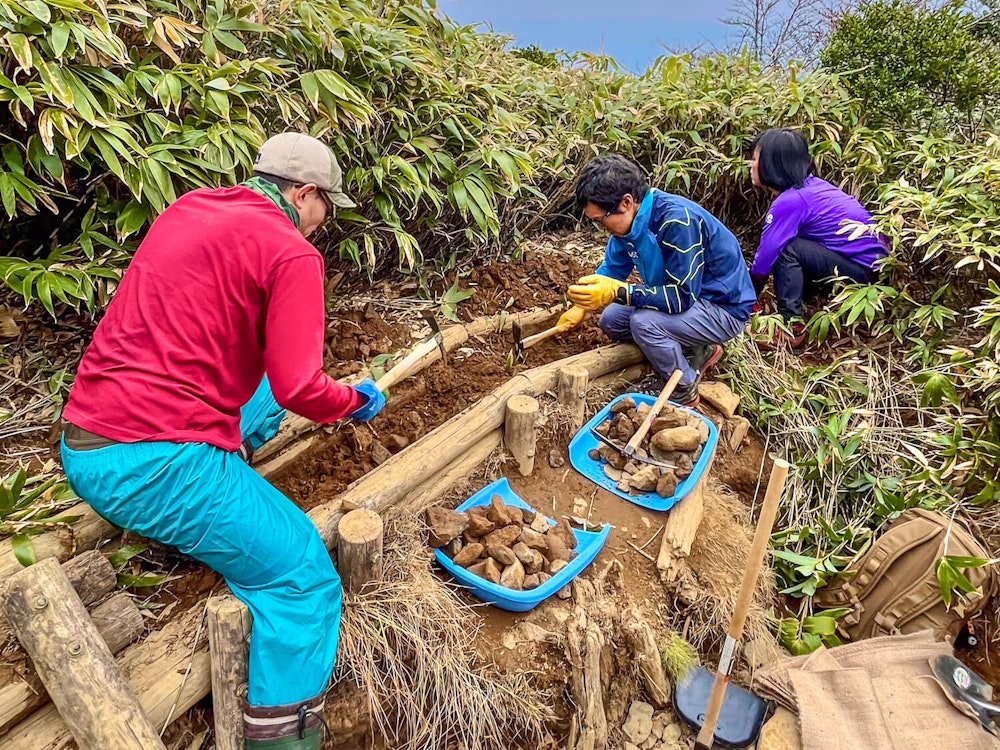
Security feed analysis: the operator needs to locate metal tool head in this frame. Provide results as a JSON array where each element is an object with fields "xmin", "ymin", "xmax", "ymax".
[
  {"xmin": 589, "ymin": 428, "xmax": 676, "ymax": 470},
  {"xmin": 510, "ymin": 321, "xmax": 526, "ymax": 360},
  {"xmin": 932, "ymin": 655, "xmax": 1000, "ymax": 735},
  {"xmin": 420, "ymin": 309, "xmax": 446, "ymax": 358}
]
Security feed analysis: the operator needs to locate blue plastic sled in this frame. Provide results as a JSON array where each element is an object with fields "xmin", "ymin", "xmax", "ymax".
[
  {"xmin": 434, "ymin": 478, "xmax": 611, "ymax": 612},
  {"xmin": 568, "ymin": 393, "xmax": 718, "ymax": 512}
]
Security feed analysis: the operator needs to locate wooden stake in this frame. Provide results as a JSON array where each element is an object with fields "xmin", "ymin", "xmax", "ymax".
[
  {"xmin": 505, "ymin": 395, "xmax": 539, "ymax": 476},
  {"xmin": 557, "ymin": 365, "xmax": 589, "ymax": 431},
  {"xmin": 207, "ymin": 596, "xmax": 251, "ymax": 750},
  {"xmin": 624, "ymin": 610, "xmax": 671, "ymax": 709},
  {"xmin": 337, "ymin": 510, "xmax": 384, "ymax": 594},
  {"xmin": 657, "ymin": 453, "xmax": 715, "ymax": 583},
  {"xmin": 0, "ymin": 591, "xmax": 145, "ymax": 733},
  {"xmin": 0, "ymin": 557, "xmax": 166, "ymax": 750}
]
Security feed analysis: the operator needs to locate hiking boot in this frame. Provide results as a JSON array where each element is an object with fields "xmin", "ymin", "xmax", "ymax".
[
  {"xmin": 756, "ymin": 322, "xmax": 806, "ymax": 352},
  {"xmin": 635, "ymin": 373, "xmax": 665, "ymax": 397},
  {"xmin": 244, "ymin": 693, "xmax": 327, "ymax": 750},
  {"xmin": 686, "ymin": 343, "xmax": 724, "ymax": 378},
  {"xmin": 671, "ymin": 381, "xmax": 700, "ymax": 408}
]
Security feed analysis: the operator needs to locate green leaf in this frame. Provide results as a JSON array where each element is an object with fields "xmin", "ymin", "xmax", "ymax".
[
  {"xmin": 50, "ymin": 22, "xmax": 70, "ymax": 57},
  {"xmin": 11, "ymin": 534, "xmax": 35, "ymax": 567},
  {"xmin": 108, "ymin": 544, "xmax": 147, "ymax": 570},
  {"xmin": 7, "ymin": 34, "xmax": 34, "ymax": 72}
]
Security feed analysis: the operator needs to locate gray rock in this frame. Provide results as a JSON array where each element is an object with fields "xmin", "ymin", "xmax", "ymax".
[{"xmin": 622, "ymin": 700, "xmax": 654, "ymax": 744}]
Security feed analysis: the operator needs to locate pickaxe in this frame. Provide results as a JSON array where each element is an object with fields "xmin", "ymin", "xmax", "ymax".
[
  {"xmin": 375, "ymin": 310, "xmax": 446, "ymax": 392},
  {"xmin": 511, "ymin": 319, "xmax": 561, "ymax": 362},
  {"xmin": 932, "ymin": 654, "xmax": 1000, "ymax": 736}
]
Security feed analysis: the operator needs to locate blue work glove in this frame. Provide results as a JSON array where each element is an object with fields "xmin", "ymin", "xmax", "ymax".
[{"xmin": 350, "ymin": 378, "xmax": 386, "ymax": 422}]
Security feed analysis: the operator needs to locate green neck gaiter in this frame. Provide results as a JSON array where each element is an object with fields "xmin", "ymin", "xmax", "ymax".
[{"xmin": 241, "ymin": 176, "xmax": 299, "ymax": 227}]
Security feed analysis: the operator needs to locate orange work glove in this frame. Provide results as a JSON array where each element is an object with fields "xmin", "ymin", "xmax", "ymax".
[
  {"xmin": 567, "ymin": 275, "xmax": 628, "ymax": 311},
  {"xmin": 555, "ymin": 305, "xmax": 587, "ymax": 333}
]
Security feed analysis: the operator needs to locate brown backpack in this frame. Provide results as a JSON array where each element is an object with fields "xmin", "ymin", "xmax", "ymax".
[{"xmin": 814, "ymin": 508, "xmax": 996, "ymax": 640}]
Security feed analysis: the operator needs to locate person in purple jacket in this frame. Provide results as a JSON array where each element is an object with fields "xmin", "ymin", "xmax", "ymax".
[{"xmin": 749, "ymin": 128, "xmax": 888, "ymax": 349}]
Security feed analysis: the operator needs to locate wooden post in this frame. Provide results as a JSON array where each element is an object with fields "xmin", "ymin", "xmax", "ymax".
[
  {"xmin": 504, "ymin": 395, "xmax": 539, "ymax": 476},
  {"xmin": 207, "ymin": 596, "xmax": 251, "ymax": 750},
  {"xmin": 557, "ymin": 365, "xmax": 589, "ymax": 431},
  {"xmin": 623, "ymin": 610, "xmax": 671, "ymax": 709},
  {"xmin": 657, "ymin": 452, "xmax": 715, "ymax": 583},
  {"xmin": 0, "ymin": 557, "xmax": 166, "ymax": 750},
  {"xmin": 337, "ymin": 510, "xmax": 384, "ymax": 594}
]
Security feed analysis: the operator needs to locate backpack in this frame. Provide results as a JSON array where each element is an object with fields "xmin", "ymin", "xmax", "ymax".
[{"xmin": 813, "ymin": 508, "xmax": 996, "ymax": 641}]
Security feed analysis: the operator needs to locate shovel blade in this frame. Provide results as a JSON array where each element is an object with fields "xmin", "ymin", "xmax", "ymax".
[
  {"xmin": 674, "ymin": 666, "xmax": 769, "ymax": 749},
  {"xmin": 931, "ymin": 655, "xmax": 1000, "ymax": 735}
]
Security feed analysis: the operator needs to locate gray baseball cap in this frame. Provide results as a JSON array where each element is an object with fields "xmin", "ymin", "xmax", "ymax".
[{"xmin": 253, "ymin": 132, "xmax": 356, "ymax": 209}]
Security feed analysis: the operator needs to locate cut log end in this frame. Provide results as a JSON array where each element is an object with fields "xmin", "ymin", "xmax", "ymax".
[
  {"xmin": 505, "ymin": 394, "xmax": 540, "ymax": 477},
  {"xmin": 338, "ymin": 510, "xmax": 385, "ymax": 594}
]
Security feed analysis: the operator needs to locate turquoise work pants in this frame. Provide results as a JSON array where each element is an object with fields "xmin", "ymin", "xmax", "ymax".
[{"xmin": 61, "ymin": 378, "xmax": 341, "ymax": 706}]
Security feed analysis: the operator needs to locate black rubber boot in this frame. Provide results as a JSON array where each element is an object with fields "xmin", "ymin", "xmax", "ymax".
[{"xmin": 244, "ymin": 692, "xmax": 327, "ymax": 750}]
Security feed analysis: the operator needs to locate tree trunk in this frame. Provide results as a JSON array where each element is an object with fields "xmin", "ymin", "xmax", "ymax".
[
  {"xmin": 0, "ymin": 557, "xmax": 165, "ymax": 750},
  {"xmin": 337, "ymin": 510, "xmax": 384, "ymax": 594}
]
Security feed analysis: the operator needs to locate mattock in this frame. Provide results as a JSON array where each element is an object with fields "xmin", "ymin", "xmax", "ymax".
[
  {"xmin": 510, "ymin": 319, "xmax": 561, "ymax": 362},
  {"xmin": 375, "ymin": 309, "xmax": 447, "ymax": 392}
]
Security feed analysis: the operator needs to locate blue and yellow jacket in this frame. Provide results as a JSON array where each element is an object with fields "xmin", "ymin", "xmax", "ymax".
[{"xmin": 595, "ymin": 189, "xmax": 756, "ymax": 321}]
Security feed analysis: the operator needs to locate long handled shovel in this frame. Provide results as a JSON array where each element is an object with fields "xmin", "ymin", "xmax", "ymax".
[{"xmin": 673, "ymin": 457, "xmax": 790, "ymax": 749}]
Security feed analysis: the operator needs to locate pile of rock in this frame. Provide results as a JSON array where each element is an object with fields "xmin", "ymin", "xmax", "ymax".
[
  {"xmin": 622, "ymin": 700, "xmax": 687, "ymax": 750},
  {"xmin": 426, "ymin": 496, "xmax": 578, "ymax": 590},
  {"xmin": 588, "ymin": 398, "xmax": 709, "ymax": 498}
]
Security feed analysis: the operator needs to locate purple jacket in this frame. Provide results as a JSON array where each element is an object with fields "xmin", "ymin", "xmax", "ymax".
[{"xmin": 751, "ymin": 176, "xmax": 887, "ymax": 277}]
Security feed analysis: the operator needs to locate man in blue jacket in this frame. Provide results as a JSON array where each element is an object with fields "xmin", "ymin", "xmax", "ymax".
[{"xmin": 565, "ymin": 155, "xmax": 755, "ymax": 406}]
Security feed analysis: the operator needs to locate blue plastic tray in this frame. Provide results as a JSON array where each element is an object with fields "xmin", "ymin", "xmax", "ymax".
[
  {"xmin": 568, "ymin": 393, "xmax": 718, "ymax": 512},
  {"xmin": 434, "ymin": 478, "xmax": 611, "ymax": 612}
]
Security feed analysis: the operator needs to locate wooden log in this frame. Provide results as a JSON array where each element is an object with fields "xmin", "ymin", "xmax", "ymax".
[
  {"xmin": 307, "ymin": 343, "xmax": 643, "ymax": 549},
  {"xmin": 504, "ymin": 395, "xmax": 539, "ymax": 476},
  {"xmin": 566, "ymin": 610, "xmax": 608, "ymax": 750},
  {"xmin": 0, "ymin": 557, "xmax": 165, "ymax": 750},
  {"xmin": 623, "ymin": 610, "xmax": 671, "ymax": 709},
  {"xmin": 557, "ymin": 365, "xmax": 589, "ymax": 431},
  {"xmin": 0, "ymin": 591, "xmax": 145, "ymax": 734},
  {"xmin": 396, "ymin": 430, "xmax": 502, "ymax": 516},
  {"xmin": 0, "ymin": 550, "xmax": 116, "ymax": 650},
  {"xmin": 727, "ymin": 415, "xmax": 751, "ymax": 452},
  {"xmin": 0, "ymin": 344, "xmax": 643, "ymax": 745},
  {"xmin": 657, "ymin": 453, "xmax": 716, "ymax": 583},
  {"xmin": 337, "ymin": 510, "xmax": 384, "ymax": 594},
  {"xmin": 207, "ymin": 596, "xmax": 251, "ymax": 750}
]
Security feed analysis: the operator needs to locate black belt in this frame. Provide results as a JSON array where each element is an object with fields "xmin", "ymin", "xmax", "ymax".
[{"xmin": 61, "ymin": 421, "xmax": 120, "ymax": 451}]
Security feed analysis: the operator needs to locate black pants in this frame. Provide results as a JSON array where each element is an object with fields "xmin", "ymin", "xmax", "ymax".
[{"xmin": 773, "ymin": 237, "xmax": 876, "ymax": 320}]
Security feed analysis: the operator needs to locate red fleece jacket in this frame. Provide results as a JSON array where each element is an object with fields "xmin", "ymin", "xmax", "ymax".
[{"xmin": 63, "ymin": 186, "xmax": 362, "ymax": 451}]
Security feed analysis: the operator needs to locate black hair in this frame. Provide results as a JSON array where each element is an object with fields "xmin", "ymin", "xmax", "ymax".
[
  {"xmin": 750, "ymin": 128, "xmax": 815, "ymax": 191},
  {"xmin": 575, "ymin": 155, "xmax": 650, "ymax": 211},
  {"xmin": 252, "ymin": 172, "xmax": 299, "ymax": 193}
]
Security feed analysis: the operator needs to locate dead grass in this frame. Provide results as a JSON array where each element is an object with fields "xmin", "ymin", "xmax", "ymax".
[{"xmin": 335, "ymin": 515, "xmax": 551, "ymax": 750}]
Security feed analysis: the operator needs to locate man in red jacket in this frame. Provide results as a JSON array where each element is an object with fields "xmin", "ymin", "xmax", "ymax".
[{"xmin": 61, "ymin": 133, "xmax": 383, "ymax": 749}]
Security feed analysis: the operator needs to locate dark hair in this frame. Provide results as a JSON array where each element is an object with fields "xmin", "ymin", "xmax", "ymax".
[
  {"xmin": 750, "ymin": 128, "xmax": 815, "ymax": 191},
  {"xmin": 252, "ymin": 172, "xmax": 299, "ymax": 192},
  {"xmin": 575, "ymin": 155, "xmax": 650, "ymax": 211}
]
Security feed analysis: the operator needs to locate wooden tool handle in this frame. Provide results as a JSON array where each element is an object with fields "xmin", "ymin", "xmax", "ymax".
[
  {"xmin": 375, "ymin": 336, "xmax": 443, "ymax": 392},
  {"xmin": 626, "ymin": 369, "xmax": 683, "ymax": 453},
  {"xmin": 521, "ymin": 324, "xmax": 560, "ymax": 350},
  {"xmin": 695, "ymin": 457, "xmax": 790, "ymax": 749}
]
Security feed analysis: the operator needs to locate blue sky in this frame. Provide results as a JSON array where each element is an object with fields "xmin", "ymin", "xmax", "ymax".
[{"xmin": 437, "ymin": 0, "xmax": 734, "ymax": 72}]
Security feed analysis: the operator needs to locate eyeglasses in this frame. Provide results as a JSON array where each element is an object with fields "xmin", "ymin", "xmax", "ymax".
[
  {"xmin": 590, "ymin": 205, "xmax": 623, "ymax": 226},
  {"xmin": 317, "ymin": 190, "xmax": 333, "ymax": 212}
]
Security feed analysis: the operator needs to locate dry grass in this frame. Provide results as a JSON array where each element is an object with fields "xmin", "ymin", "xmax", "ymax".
[
  {"xmin": 677, "ymin": 480, "xmax": 776, "ymax": 656},
  {"xmin": 335, "ymin": 515, "xmax": 551, "ymax": 750}
]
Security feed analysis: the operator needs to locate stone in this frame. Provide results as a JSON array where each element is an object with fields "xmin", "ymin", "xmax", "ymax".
[
  {"xmin": 452, "ymin": 543, "xmax": 483, "ymax": 567},
  {"xmin": 614, "ymin": 413, "xmax": 635, "ymax": 440},
  {"xmin": 506, "ymin": 505, "xmax": 524, "ymax": 525},
  {"xmin": 661, "ymin": 722, "xmax": 682, "ymax": 744},
  {"xmin": 512, "ymin": 541, "xmax": 535, "ymax": 566},
  {"xmin": 588, "ymin": 448, "xmax": 602, "ymax": 461},
  {"xmin": 425, "ymin": 506, "xmax": 469, "ymax": 548},
  {"xmin": 695, "ymin": 419, "xmax": 710, "ymax": 443},
  {"xmin": 611, "ymin": 397, "xmax": 636, "ymax": 414},
  {"xmin": 549, "ymin": 559, "xmax": 569, "ymax": 574},
  {"xmin": 544, "ymin": 534, "xmax": 572, "ymax": 563},
  {"xmin": 549, "ymin": 518, "xmax": 578, "ymax": 549},
  {"xmin": 529, "ymin": 513, "xmax": 551, "ymax": 534},
  {"xmin": 483, "ymin": 524, "xmax": 522, "ymax": 548},
  {"xmin": 536, "ymin": 571, "xmax": 552, "ymax": 585},
  {"xmin": 617, "ymin": 477, "xmax": 632, "ymax": 493},
  {"xmin": 745, "ymin": 636, "xmax": 782, "ymax": 669},
  {"xmin": 519, "ymin": 528, "xmax": 549, "ymax": 551},
  {"xmin": 556, "ymin": 583, "xmax": 572, "ymax": 599},
  {"xmin": 487, "ymin": 494, "xmax": 511, "ymax": 525},
  {"xmin": 572, "ymin": 496, "xmax": 589, "ymax": 516},
  {"xmin": 624, "ymin": 743, "xmax": 640, "ymax": 750},
  {"xmin": 651, "ymin": 426, "xmax": 701, "ymax": 452},
  {"xmin": 466, "ymin": 513, "xmax": 495, "ymax": 538},
  {"xmin": 727, "ymin": 415, "xmax": 751, "ymax": 452},
  {"xmin": 370, "ymin": 440, "xmax": 392, "ymax": 465},
  {"xmin": 595, "ymin": 420, "xmax": 611, "ymax": 437},
  {"xmin": 675, "ymin": 453, "xmax": 694, "ymax": 480},
  {"xmin": 636, "ymin": 402, "xmax": 651, "ymax": 422},
  {"xmin": 486, "ymin": 544, "xmax": 517, "ymax": 566},
  {"xmin": 443, "ymin": 538, "xmax": 462, "ymax": 558},
  {"xmin": 622, "ymin": 700, "xmax": 654, "ymax": 744},
  {"xmin": 623, "ymin": 461, "xmax": 639, "ymax": 475},
  {"xmin": 480, "ymin": 557, "xmax": 501, "ymax": 584},
  {"xmin": 757, "ymin": 707, "xmax": 802, "ymax": 750},
  {"xmin": 599, "ymin": 443, "xmax": 628, "ymax": 470},
  {"xmin": 629, "ymin": 465, "xmax": 660, "ymax": 492},
  {"xmin": 548, "ymin": 449, "xmax": 565, "ymax": 468},
  {"xmin": 383, "ymin": 433, "xmax": 409, "ymax": 452},
  {"xmin": 698, "ymin": 381, "xmax": 740, "ymax": 418},
  {"xmin": 603, "ymin": 464, "xmax": 624, "ymax": 482},
  {"xmin": 651, "ymin": 408, "xmax": 688, "ymax": 432},
  {"xmin": 656, "ymin": 470, "xmax": 678, "ymax": 498},
  {"xmin": 640, "ymin": 736, "xmax": 657, "ymax": 750},
  {"xmin": 499, "ymin": 558, "xmax": 526, "ymax": 590},
  {"xmin": 692, "ymin": 445, "xmax": 703, "ymax": 463},
  {"xmin": 466, "ymin": 559, "xmax": 489, "ymax": 580},
  {"xmin": 640, "ymin": 516, "xmax": 651, "ymax": 529},
  {"xmin": 523, "ymin": 573, "xmax": 541, "ymax": 589}
]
